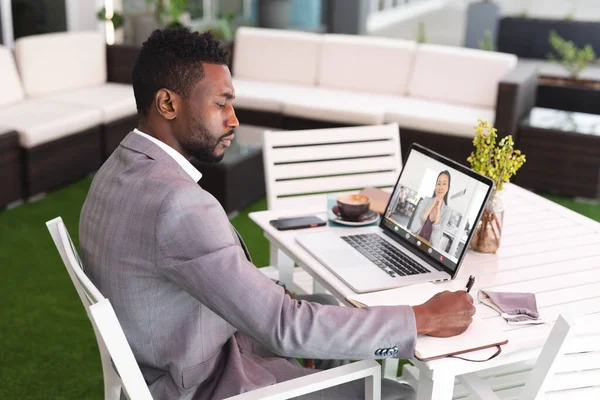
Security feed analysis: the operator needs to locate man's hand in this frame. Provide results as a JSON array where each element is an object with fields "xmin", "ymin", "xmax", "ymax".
[{"xmin": 412, "ymin": 291, "xmax": 475, "ymax": 337}]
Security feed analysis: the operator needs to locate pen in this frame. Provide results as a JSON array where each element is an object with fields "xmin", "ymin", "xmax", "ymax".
[{"xmin": 465, "ymin": 275, "xmax": 475, "ymax": 293}]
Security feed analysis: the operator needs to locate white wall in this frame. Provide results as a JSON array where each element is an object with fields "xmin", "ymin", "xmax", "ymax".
[{"xmin": 66, "ymin": 0, "xmax": 105, "ymax": 31}]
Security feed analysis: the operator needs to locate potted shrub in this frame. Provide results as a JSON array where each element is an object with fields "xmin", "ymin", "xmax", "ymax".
[
  {"xmin": 536, "ymin": 30, "xmax": 600, "ymax": 114},
  {"xmin": 541, "ymin": 30, "xmax": 599, "ymax": 89}
]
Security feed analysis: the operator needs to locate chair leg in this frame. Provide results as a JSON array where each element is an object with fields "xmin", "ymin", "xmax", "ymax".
[
  {"xmin": 312, "ymin": 279, "xmax": 326, "ymax": 294},
  {"xmin": 382, "ymin": 358, "xmax": 400, "ymax": 379},
  {"xmin": 270, "ymin": 243, "xmax": 295, "ymax": 288}
]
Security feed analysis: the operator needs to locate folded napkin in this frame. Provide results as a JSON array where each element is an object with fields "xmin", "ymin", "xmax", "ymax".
[{"xmin": 478, "ymin": 290, "xmax": 544, "ymax": 325}]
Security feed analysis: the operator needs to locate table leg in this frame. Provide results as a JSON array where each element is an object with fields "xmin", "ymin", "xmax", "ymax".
[
  {"xmin": 416, "ymin": 369, "xmax": 455, "ymax": 400},
  {"xmin": 269, "ymin": 243, "xmax": 295, "ymax": 288}
]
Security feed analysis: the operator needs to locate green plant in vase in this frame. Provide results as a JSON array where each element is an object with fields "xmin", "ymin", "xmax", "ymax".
[{"xmin": 467, "ymin": 120, "xmax": 526, "ymax": 253}]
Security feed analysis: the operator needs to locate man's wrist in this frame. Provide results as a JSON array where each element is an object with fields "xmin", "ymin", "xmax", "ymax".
[{"xmin": 412, "ymin": 304, "xmax": 431, "ymax": 335}]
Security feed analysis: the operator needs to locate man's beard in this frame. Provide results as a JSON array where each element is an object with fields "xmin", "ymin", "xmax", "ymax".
[{"xmin": 183, "ymin": 122, "xmax": 233, "ymax": 163}]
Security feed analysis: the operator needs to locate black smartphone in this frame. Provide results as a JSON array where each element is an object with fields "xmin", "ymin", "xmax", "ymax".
[{"xmin": 270, "ymin": 216, "xmax": 326, "ymax": 231}]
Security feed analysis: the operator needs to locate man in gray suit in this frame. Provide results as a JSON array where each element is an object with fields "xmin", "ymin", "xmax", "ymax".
[{"xmin": 80, "ymin": 28, "xmax": 475, "ymax": 400}]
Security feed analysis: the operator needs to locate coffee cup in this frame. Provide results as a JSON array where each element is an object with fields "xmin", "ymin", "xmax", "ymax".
[{"xmin": 336, "ymin": 194, "xmax": 370, "ymax": 220}]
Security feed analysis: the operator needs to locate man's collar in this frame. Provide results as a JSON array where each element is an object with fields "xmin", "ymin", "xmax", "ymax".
[{"xmin": 133, "ymin": 128, "xmax": 202, "ymax": 182}]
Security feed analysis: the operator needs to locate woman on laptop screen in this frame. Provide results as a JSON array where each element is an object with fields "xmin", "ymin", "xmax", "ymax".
[{"xmin": 409, "ymin": 170, "xmax": 452, "ymax": 249}]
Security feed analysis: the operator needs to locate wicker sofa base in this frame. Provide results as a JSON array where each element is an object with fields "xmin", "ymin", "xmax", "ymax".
[
  {"xmin": 102, "ymin": 114, "xmax": 138, "ymax": 159},
  {"xmin": 0, "ymin": 131, "xmax": 23, "ymax": 208},
  {"xmin": 234, "ymin": 108, "xmax": 283, "ymax": 130},
  {"xmin": 397, "ymin": 128, "xmax": 473, "ymax": 167},
  {"xmin": 23, "ymin": 126, "xmax": 103, "ymax": 197},
  {"xmin": 234, "ymin": 110, "xmax": 474, "ymax": 167}
]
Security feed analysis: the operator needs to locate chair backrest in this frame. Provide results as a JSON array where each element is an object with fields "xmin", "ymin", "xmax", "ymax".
[
  {"xmin": 46, "ymin": 217, "xmax": 103, "ymax": 310},
  {"xmin": 318, "ymin": 34, "xmax": 417, "ymax": 96},
  {"xmin": 46, "ymin": 217, "xmax": 150, "ymax": 400},
  {"xmin": 407, "ymin": 43, "xmax": 517, "ymax": 109},
  {"xmin": 454, "ymin": 313, "xmax": 600, "ymax": 400},
  {"xmin": 233, "ymin": 26, "xmax": 320, "ymax": 86},
  {"xmin": 263, "ymin": 123, "xmax": 402, "ymax": 210},
  {"xmin": 89, "ymin": 298, "xmax": 153, "ymax": 400},
  {"xmin": 15, "ymin": 31, "xmax": 106, "ymax": 98}
]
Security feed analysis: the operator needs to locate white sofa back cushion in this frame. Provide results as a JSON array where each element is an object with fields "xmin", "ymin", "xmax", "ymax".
[
  {"xmin": 408, "ymin": 44, "xmax": 518, "ymax": 108},
  {"xmin": 318, "ymin": 34, "xmax": 417, "ymax": 95},
  {"xmin": 15, "ymin": 31, "xmax": 106, "ymax": 98},
  {"xmin": 0, "ymin": 45, "xmax": 25, "ymax": 106},
  {"xmin": 233, "ymin": 27, "xmax": 320, "ymax": 86}
]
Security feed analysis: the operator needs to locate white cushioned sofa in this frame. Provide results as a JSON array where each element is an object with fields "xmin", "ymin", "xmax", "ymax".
[
  {"xmin": 0, "ymin": 32, "xmax": 138, "ymax": 199},
  {"xmin": 231, "ymin": 27, "xmax": 538, "ymax": 164}
]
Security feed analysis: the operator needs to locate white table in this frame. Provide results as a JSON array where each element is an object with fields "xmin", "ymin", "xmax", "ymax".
[{"xmin": 249, "ymin": 184, "xmax": 600, "ymax": 399}]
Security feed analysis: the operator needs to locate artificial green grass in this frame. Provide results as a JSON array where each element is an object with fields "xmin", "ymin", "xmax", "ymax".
[{"xmin": 0, "ymin": 178, "xmax": 598, "ymax": 399}]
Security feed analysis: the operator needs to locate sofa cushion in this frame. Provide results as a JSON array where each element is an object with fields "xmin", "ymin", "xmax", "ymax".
[
  {"xmin": 0, "ymin": 100, "xmax": 102, "ymax": 147},
  {"xmin": 49, "ymin": 83, "xmax": 136, "ymax": 123},
  {"xmin": 232, "ymin": 78, "xmax": 316, "ymax": 112},
  {"xmin": 233, "ymin": 27, "xmax": 320, "ymax": 86},
  {"xmin": 318, "ymin": 34, "xmax": 417, "ymax": 95},
  {"xmin": 282, "ymin": 88, "xmax": 386, "ymax": 125},
  {"xmin": 0, "ymin": 45, "xmax": 25, "ymax": 106},
  {"xmin": 408, "ymin": 44, "xmax": 517, "ymax": 109},
  {"xmin": 384, "ymin": 96, "xmax": 495, "ymax": 138},
  {"xmin": 15, "ymin": 32, "xmax": 106, "ymax": 98}
]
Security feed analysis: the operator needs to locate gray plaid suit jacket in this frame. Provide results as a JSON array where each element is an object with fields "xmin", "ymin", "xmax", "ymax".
[{"xmin": 80, "ymin": 132, "xmax": 417, "ymax": 400}]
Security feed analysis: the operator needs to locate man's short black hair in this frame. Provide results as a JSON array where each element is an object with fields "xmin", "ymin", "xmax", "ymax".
[{"xmin": 132, "ymin": 28, "xmax": 229, "ymax": 117}]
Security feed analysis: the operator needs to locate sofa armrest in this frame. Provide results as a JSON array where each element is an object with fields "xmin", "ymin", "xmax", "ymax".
[
  {"xmin": 494, "ymin": 62, "xmax": 538, "ymax": 141},
  {"xmin": 106, "ymin": 44, "xmax": 142, "ymax": 84}
]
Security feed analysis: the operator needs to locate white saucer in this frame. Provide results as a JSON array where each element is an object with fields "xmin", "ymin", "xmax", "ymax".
[{"xmin": 328, "ymin": 207, "xmax": 380, "ymax": 226}]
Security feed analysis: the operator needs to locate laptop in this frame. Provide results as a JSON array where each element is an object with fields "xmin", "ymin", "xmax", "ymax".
[{"xmin": 295, "ymin": 143, "xmax": 494, "ymax": 293}]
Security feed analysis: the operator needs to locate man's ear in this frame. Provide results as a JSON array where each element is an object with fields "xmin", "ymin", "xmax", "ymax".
[{"xmin": 154, "ymin": 89, "xmax": 179, "ymax": 120}]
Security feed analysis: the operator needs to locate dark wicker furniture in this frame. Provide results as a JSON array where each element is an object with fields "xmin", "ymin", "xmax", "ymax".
[
  {"xmin": 515, "ymin": 107, "xmax": 600, "ymax": 199},
  {"xmin": 0, "ymin": 130, "xmax": 22, "ymax": 208}
]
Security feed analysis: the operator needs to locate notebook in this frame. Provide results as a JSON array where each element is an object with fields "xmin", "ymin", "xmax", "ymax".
[{"xmin": 347, "ymin": 282, "xmax": 509, "ymax": 361}]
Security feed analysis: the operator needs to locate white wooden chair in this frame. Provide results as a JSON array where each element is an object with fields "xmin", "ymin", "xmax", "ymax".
[
  {"xmin": 47, "ymin": 217, "xmax": 384, "ymax": 400},
  {"xmin": 46, "ymin": 217, "xmax": 152, "ymax": 400},
  {"xmin": 261, "ymin": 123, "xmax": 402, "ymax": 293},
  {"xmin": 402, "ymin": 314, "xmax": 600, "ymax": 399}
]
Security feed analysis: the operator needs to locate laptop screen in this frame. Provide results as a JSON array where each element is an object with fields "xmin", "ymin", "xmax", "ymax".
[{"xmin": 380, "ymin": 144, "xmax": 493, "ymax": 276}]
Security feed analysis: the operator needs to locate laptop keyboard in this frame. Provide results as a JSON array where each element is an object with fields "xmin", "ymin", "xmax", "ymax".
[{"xmin": 341, "ymin": 234, "xmax": 430, "ymax": 278}]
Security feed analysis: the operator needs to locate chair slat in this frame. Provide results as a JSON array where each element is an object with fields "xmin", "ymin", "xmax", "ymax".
[
  {"xmin": 270, "ymin": 140, "xmax": 397, "ymax": 163},
  {"xmin": 544, "ymin": 386, "xmax": 600, "ymax": 399},
  {"xmin": 272, "ymin": 156, "xmax": 400, "ymax": 180},
  {"xmin": 274, "ymin": 172, "xmax": 399, "ymax": 197},
  {"xmin": 265, "ymin": 124, "xmax": 398, "ymax": 146}
]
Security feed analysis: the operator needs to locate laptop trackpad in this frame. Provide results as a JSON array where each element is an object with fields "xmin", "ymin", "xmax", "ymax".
[{"xmin": 320, "ymin": 250, "xmax": 365, "ymax": 269}]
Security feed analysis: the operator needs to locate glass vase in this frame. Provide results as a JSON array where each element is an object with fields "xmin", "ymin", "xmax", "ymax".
[{"xmin": 470, "ymin": 191, "xmax": 504, "ymax": 254}]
